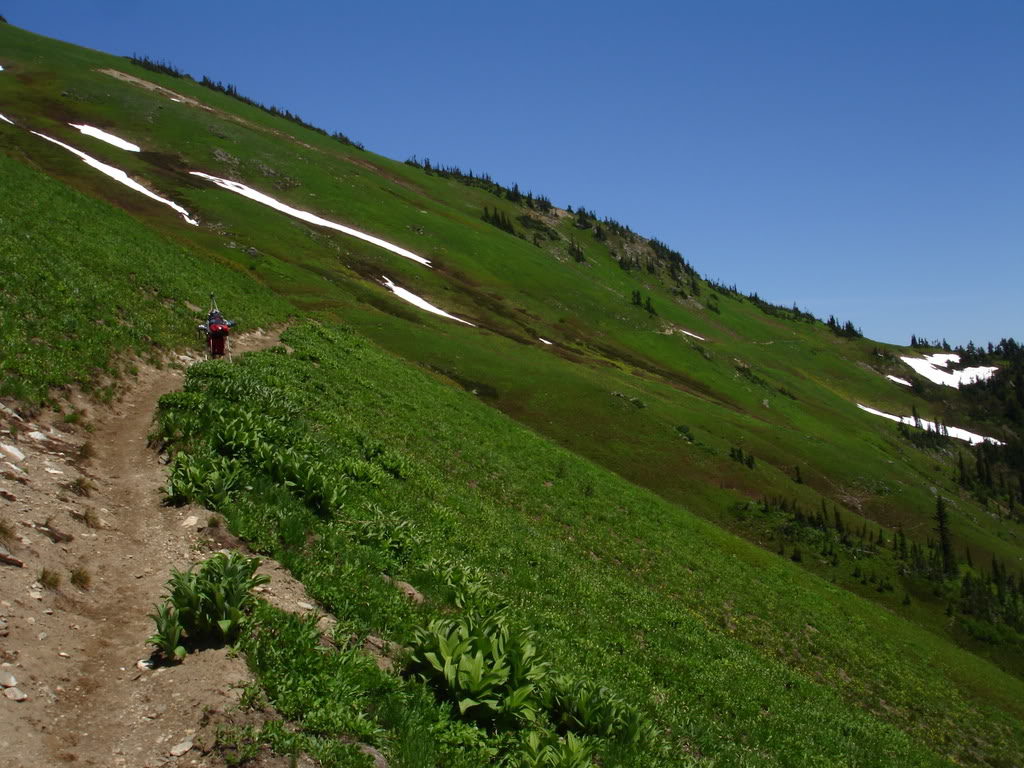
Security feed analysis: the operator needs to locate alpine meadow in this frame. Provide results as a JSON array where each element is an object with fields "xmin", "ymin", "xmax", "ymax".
[{"xmin": 1, "ymin": 19, "xmax": 1023, "ymax": 768}]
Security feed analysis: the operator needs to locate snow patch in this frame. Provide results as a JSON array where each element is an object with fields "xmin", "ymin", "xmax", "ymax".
[
  {"xmin": 682, "ymin": 330, "xmax": 705, "ymax": 341},
  {"xmin": 69, "ymin": 123, "xmax": 141, "ymax": 152},
  {"xmin": 900, "ymin": 353, "xmax": 997, "ymax": 389},
  {"xmin": 189, "ymin": 172, "xmax": 432, "ymax": 267},
  {"xmin": 856, "ymin": 404, "xmax": 1003, "ymax": 446},
  {"xmin": 31, "ymin": 131, "xmax": 198, "ymax": 225},
  {"xmin": 0, "ymin": 114, "xmax": 14, "ymax": 125},
  {"xmin": 381, "ymin": 276, "xmax": 474, "ymax": 326},
  {"xmin": 886, "ymin": 375, "xmax": 912, "ymax": 387},
  {"xmin": 539, "ymin": 338, "xmax": 553, "ymax": 345}
]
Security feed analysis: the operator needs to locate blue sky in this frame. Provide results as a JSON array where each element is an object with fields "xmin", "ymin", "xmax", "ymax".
[{"xmin": 6, "ymin": 1, "xmax": 1021, "ymax": 346}]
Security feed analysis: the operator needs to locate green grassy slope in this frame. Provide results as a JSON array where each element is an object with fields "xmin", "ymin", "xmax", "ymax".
[{"xmin": 2, "ymin": 22, "xmax": 1022, "ymax": 766}]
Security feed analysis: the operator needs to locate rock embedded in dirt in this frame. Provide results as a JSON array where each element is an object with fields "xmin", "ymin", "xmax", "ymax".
[
  {"xmin": 181, "ymin": 515, "xmax": 198, "ymax": 528},
  {"xmin": 0, "ymin": 669, "xmax": 17, "ymax": 687},
  {"xmin": 394, "ymin": 580, "xmax": 424, "ymax": 604},
  {"xmin": 3, "ymin": 686, "xmax": 28, "ymax": 701},
  {"xmin": 358, "ymin": 743, "xmax": 388, "ymax": 768},
  {"xmin": 1, "ymin": 444, "xmax": 25, "ymax": 462},
  {"xmin": 169, "ymin": 740, "xmax": 193, "ymax": 757}
]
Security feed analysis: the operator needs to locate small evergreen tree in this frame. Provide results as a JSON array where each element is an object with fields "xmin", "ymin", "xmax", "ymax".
[{"xmin": 935, "ymin": 496, "xmax": 956, "ymax": 577}]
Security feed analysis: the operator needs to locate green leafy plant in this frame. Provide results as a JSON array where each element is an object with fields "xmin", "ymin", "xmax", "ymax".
[
  {"xmin": 540, "ymin": 676, "xmax": 656, "ymax": 746},
  {"xmin": 505, "ymin": 731, "xmax": 595, "ymax": 768},
  {"xmin": 410, "ymin": 611, "xmax": 548, "ymax": 728},
  {"xmin": 148, "ymin": 552, "xmax": 269, "ymax": 662},
  {"xmin": 148, "ymin": 602, "xmax": 186, "ymax": 662}
]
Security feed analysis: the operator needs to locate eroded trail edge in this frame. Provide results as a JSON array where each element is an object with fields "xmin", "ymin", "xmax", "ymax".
[{"xmin": 0, "ymin": 328, "xmax": 312, "ymax": 768}]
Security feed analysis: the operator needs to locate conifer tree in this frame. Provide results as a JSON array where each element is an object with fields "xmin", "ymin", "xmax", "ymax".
[
  {"xmin": 832, "ymin": 505, "xmax": 844, "ymax": 535},
  {"xmin": 935, "ymin": 496, "xmax": 956, "ymax": 577}
]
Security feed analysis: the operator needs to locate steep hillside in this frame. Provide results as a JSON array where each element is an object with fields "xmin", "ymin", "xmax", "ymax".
[{"xmin": 2, "ymin": 23, "xmax": 1022, "ymax": 767}]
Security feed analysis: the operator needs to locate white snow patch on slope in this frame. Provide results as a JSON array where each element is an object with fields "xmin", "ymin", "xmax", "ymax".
[
  {"xmin": 682, "ymin": 330, "xmax": 705, "ymax": 341},
  {"xmin": 69, "ymin": 123, "xmax": 141, "ymax": 152},
  {"xmin": 539, "ymin": 338, "xmax": 553, "ymax": 345},
  {"xmin": 856, "ymin": 404, "xmax": 1003, "ymax": 446},
  {"xmin": 901, "ymin": 353, "xmax": 998, "ymax": 389},
  {"xmin": 31, "ymin": 131, "xmax": 198, "ymax": 225},
  {"xmin": 0, "ymin": 114, "xmax": 14, "ymax": 125},
  {"xmin": 381, "ymin": 276, "xmax": 474, "ymax": 326},
  {"xmin": 189, "ymin": 172, "xmax": 431, "ymax": 267},
  {"xmin": 886, "ymin": 375, "xmax": 912, "ymax": 387}
]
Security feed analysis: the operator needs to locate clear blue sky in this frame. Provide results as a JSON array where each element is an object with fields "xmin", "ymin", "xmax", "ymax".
[{"xmin": 6, "ymin": 1, "xmax": 1022, "ymax": 347}]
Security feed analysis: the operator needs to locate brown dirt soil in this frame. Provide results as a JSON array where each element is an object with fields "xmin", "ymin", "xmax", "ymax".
[{"xmin": 0, "ymin": 328, "xmax": 336, "ymax": 768}]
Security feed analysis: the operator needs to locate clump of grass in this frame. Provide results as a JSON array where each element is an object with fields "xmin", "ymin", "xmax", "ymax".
[
  {"xmin": 83, "ymin": 508, "xmax": 103, "ymax": 529},
  {"xmin": 78, "ymin": 441, "xmax": 95, "ymax": 461},
  {"xmin": 39, "ymin": 568, "xmax": 61, "ymax": 591},
  {"xmin": 0, "ymin": 516, "xmax": 12, "ymax": 545},
  {"xmin": 68, "ymin": 476, "xmax": 94, "ymax": 497},
  {"xmin": 70, "ymin": 567, "xmax": 91, "ymax": 590},
  {"xmin": 63, "ymin": 411, "xmax": 81, "ymax": 425},
  {"xmin": 208, "ymin": 515, "xmax": 221, "ymax": 529}
]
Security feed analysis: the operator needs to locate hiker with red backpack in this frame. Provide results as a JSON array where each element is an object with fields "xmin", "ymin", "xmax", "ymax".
[{"xmin": 197, "ymin": 295, "xmax": 235, "ymax": 359}]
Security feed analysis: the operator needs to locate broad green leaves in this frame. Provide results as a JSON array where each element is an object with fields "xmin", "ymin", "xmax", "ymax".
[{"xmin": 147, "ymin": 552, "xmax": 269, "ymax": 662}]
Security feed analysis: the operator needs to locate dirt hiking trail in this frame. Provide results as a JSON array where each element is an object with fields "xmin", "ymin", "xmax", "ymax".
[{"xmin": 0, "ymin": 328, "xmax": 332, "ymax": 767}]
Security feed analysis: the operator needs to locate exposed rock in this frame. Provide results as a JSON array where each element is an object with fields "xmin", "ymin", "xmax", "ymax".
[
  {"xmin": 1, "ymin": 444, "xmax": 25, "ymax": 462},
  {"xmin": 362, "ymin": 635, "xmax": 401, "ymax": 673},
  {"xmin": 358, "ymin": 743, "xmax": 388, "ymax": 768},
  {"xmin": 26, "ymin": 431, "xmax": 48, "ymax": 441},
  {"xmin": 181, "ymin": 515, "xmax": 198, "ymax": 528},
  {"xmin": 0, "ymin": 403, "xmax": 24, "ymax": 421},
  {"xmin": 0, "ymin": 670, "xmax": 17, "ymax": 687},
  {"xmin": 3, "ymin": 686, "xmax": 28, "ymax": 702},
  {"xmin": 0, "ymin": 488, "xmax": 16, "ymax": 501},
  {"xmin": 393, "ymin": 580, "xmax": 424, "ymax": 604},
  {"xmin": 169, "ymin": 740, "xmax": 193, "ymax": 757},
  {"xmin": 212, "ymin": 147, "xmax": 239, "ymax": 166},
  {"xmin": 296, "ymin": 601, "xmax": 315, "ymax": 611}
]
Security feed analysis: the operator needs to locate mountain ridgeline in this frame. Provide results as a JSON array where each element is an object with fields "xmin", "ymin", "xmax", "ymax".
[{"xmin": 1, "ymin": 22, "xmax": 1023, "ymax": 767}]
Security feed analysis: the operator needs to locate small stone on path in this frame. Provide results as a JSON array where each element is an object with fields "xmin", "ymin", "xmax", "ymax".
[
  {"xmin": 3, "ymin": 686, "xmax": 28, "ymax": 701},
  {"xmin": 181, "ymin": 515, "xmax": 198, "ymax": 528},
  {"xmin": 297, "ymin": 601, "xmax": 315, "ymax": 611},
  {"xmin": 0, "ymin": 670, "xmax": 17, "ymax": 687},
  {"xmin": 169, "ymin": 740, "xmax": 193, "ymax": 757}
]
